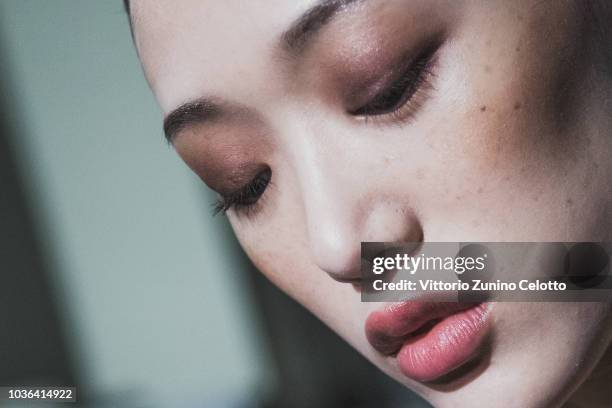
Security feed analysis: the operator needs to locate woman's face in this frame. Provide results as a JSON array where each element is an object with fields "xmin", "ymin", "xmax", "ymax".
[{"xmin": 131, "ymin": 0, "xmax": 612, "ymax": 406}]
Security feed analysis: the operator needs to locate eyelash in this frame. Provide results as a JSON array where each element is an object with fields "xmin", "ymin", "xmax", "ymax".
[
  {"xmin": 213, "ymin": 168, "xmax": 271, "ymax": 217},
  {"xmin": 213, "ymin": 44, "xmax": 440, "ymax": 217},
  {"xmin": 349, "ymin": 43, "xmax": 439, "ymax": 124}
]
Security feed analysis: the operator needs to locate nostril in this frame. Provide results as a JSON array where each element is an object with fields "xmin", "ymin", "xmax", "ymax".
[{"xmin": 328, "ymin": 275, "xmax": 362, "ymax": 284}]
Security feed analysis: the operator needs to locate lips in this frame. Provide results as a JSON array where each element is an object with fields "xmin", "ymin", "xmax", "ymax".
[{"xmin": 365, "ymin": 302, "xmax": 491, "ymax": 382}]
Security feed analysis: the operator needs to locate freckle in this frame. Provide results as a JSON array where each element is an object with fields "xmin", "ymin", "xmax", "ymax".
[
  {"xmin": 455, "ymin": 195, "xmax": 462, "ymax": 201},
  {"xmin": 484, "ymin": 65, "xmax": 492, "ymax": 73},
  {"xmin": 513, "ymin": 102, "xmax": 522, "ymax": 110},
  {"xmin": 477, "ymin": 187, "xmax": 483, "ymax": 194},
  {"xmin": 534, "ymin": 189, "xmax": 544, "ymax": 202},
  {"xmin": 515, "ymin": 46, "xmax": 521, "ymax": 52},
  {"xmin": 480, "ymin": 105, "xmax": 487, "ymax": 112},
  {"xmin": 504, "ymin": 175, "xmax": 511, "ymax": 181},
  {"xmin": 566, "ymin": 198, "xmax": 573, "ymax": 207},
  {"xmin": 517, "ymin": 14, "xmax": 524, "ymax": 21}
]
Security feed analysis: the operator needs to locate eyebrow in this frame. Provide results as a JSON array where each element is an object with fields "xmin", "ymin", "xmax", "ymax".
[
  {"xmin": 163, "ymin": 99, "xmax": 223, "ymax": 143},
  {"xmin": 163, "ymin": 0, "xmax": 362, "ymax": 143},
  {"xmin": 281, "ymin": 0, "xmax": 362, "ymax": 55}
]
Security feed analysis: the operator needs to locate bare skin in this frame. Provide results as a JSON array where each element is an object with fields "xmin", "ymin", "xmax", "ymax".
[{"xmin": 129, "ymin": 1, "xmax": 612, "ymax": 406}]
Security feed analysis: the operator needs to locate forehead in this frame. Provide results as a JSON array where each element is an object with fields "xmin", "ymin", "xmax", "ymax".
[{"xmin": 131, "ymin": 0, "xmax": 314, "ymax": 111}]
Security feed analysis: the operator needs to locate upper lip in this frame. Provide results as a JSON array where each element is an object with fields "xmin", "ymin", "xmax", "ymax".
[{"xmin": 365, "ymin": 301, "xmax": 479, "ymax": 355}]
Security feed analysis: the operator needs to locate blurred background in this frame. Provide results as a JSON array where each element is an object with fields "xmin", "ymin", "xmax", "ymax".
[{"xmin": 0, "ymin": 1, "xmax": 428, "ymax": 407}]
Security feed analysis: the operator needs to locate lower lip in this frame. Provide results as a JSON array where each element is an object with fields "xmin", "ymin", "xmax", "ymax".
[{"xmin": 396, "ymin": 303, "xmax": 491, "ymax": 382}]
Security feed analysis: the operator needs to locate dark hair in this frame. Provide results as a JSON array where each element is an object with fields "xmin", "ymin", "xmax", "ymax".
[{"xmin": 123, "ymin": 0, "xmax": 130, "ymax": 14}]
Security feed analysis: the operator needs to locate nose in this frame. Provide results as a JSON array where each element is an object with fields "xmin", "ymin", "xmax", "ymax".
[
  {"xmin": 308, "ymin": 199, "xmax": 423, "ymax": 283},
  {"xmin": 294, "ymin": 144, "xmax": 423, "ymax": 283}
]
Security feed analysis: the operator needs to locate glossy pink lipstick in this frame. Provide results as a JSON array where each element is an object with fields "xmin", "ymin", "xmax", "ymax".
[{"xmin": 365, "ymin": 302, "xmax": 491, "ymax": 382}]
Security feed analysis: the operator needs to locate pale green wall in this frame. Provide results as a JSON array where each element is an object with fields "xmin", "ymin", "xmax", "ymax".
[{"xmin": 0, "ymin": 1, "xmax": 273, "ymax": 405}]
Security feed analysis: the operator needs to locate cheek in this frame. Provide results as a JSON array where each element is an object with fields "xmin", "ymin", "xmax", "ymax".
[
  {"xmin": 407, "ymin": 1, "xmax": 604, "ymax": 240},
  {"xmin": 230, "ymin": 216, "xmax": 367, "ymax": 344},
  {"xmin": 228, "ymin": 209, "xmax": 317, "ymax": 304},
  {"xmin": 448, "ymin": 0, "xmax": 588, "ymax": 170}
]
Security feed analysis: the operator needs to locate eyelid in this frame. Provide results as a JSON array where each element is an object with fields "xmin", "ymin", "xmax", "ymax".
[
  {"xmin": 348, "ymin": 39, "xmax": 442, "ymax": 124},
  {"xmin": 213, "ymin": 167, "xmax": 272, "ymax": 217}
]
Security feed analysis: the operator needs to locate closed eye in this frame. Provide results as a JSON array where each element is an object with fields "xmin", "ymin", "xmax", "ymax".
[
  {"xmin": 213, "ymin": 167, "xmax": 271, "ymax": 216},
  {"xmin": 349, "ymin": 42, "xmax": 439, "ymax": 121}
]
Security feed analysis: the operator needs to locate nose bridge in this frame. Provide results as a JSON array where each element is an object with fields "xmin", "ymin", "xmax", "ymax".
[{"xmin": 290, "ymin": 132, "xmax": 362, "ymax": 279}]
